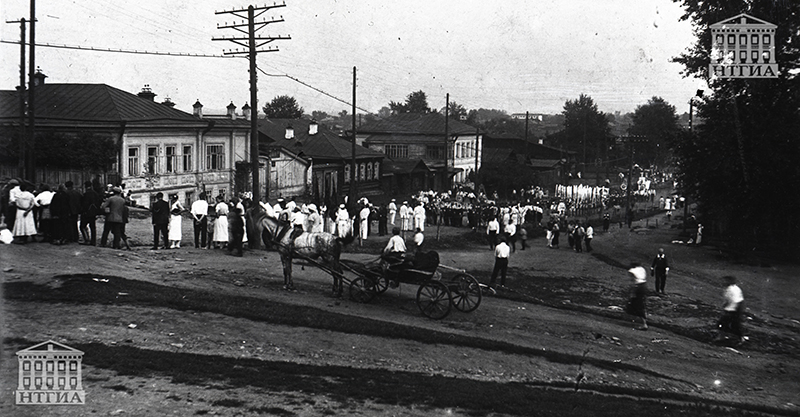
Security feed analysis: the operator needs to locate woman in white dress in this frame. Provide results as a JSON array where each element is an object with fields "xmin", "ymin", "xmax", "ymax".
[
  {"xmin": 213, "ymin": 198, "xmax": 229, "ymax": 248},
  {"xmin": 12, "ymin": 184, "xmax": 38, "ymax": 243},
  {"xmin": 168, "ymin": 194, "xmax": 185, "ymax": 248}
]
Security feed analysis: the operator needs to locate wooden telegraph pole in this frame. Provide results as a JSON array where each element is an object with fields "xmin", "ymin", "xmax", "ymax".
[
  {"xmin": 6, "ymin": 18, "xmax": 27, "ymax": 178},
  {"xmin": 213, "ymin": 3, "xmax": 289, "ymax": 204}
]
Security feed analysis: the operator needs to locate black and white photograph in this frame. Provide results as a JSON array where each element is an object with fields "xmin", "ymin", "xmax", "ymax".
[{"xmin": 1, "ymin": 0, "xmax": 798, "ymax": 415}]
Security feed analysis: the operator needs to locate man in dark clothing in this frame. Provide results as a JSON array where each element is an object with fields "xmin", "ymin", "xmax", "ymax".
[
  {"xmin": 65, "ymin": 181, "xmax": 82, "ymax": 242},
  {"xmin": 602, "ymin": 212, "xmax": 610, "ymax": 232},
  {"xmin": 80, "ymin": 181, "xmax": 101, "ymax": 246},
  {"xmin": 99, "ymin": 187, "xmax": 126, "ymax": 249},
  {"xmin": 151, "ymin": 192, "xmax": 170, "ymax": 250},
  {"xmin": 650, "ymin": 248, "xmax": 670, "ymax": 293},
  {"xmin": 50, "ymin": 184, "xmax": 71, "ymax": 245},
  {"xmin": 228, "ymin": 206, "xmax": 245, "ymax": 257},
  {"xmin": 378, "ymin": 204, "xmax": 388, "ymax": 236}
]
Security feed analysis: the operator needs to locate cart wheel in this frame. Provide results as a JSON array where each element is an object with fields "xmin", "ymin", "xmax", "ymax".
[
  {"xmin": 373, "ymin": 275, "xmax": 389, "ymax": 294},
  {"xmin": 417, "ymin": 281, "xmax": 451, "ymax": 319},
  {"xmin": 349, "ymin": 277, "xmax": 377, "ymax": 303},
  {"xmin": 450, "ymin": 273, "xmax": 482, "ymax": 313}
]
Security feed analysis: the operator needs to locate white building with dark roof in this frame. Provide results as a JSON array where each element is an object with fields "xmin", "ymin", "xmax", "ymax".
[{"xmin": 0, "ymin": 76, "xmax": 251, "ymax": 207}]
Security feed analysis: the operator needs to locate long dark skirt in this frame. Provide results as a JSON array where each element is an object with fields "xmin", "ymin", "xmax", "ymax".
[{"xmin": 626, "ymin": 283, "xmax": 647, "ymax": 318}]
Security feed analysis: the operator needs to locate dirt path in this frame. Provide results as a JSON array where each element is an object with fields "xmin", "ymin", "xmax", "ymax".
[{"xmin": 1, "ymin": 212, "xmax": 799, "ymax": 416}]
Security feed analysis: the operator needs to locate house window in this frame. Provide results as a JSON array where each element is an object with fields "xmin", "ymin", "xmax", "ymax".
[
  {"xmin": 373, "ymin": 162, "xmax": 380, "ymax": 180},
  {"xmin": 206, "ymin": 144, "xmax": 225, "ymax": 170},
  {"xmin": 739, "ymin": 34, "xmax": 747, "ymax": 45},
  {"xmin": 426, "ymin": 145, "xmax": 445, "ymax": 160},
  {"xmin": 385, "ymin": 144, "xmax": 408, "ymax": 159},
  {"xmin": 365, "ymin": 162, "xmax": 372, "ymax": 180},
  {"xmin": 147, "ymin": 146, "xmax": 159, "ymax": 174},
  {"xmin": 751, "ymin": 34, "xmax": 758, "ymax": 45},
  {"xmin": 166, "ymin": 146, "xmax": 177, "ymax": 173},
  {"xmin": 359, "ymin": 163, "xmax": 366, "ymax": 181},
  {"xmin": 128, "ymin": 147, "xmax": 140, "ymax": 176},
  {"xmin": 739, "ymin": 51, "xmax": 747, "ymax": 63},
  {"xmin": 182, "ymin": 145, "xmax": 192, "ymax": 172},
  {"xmin": 762, "ymin": 34, "xmax": 770, "ymax": 45},
  {"xmin": 727, "ymin": 34, "xmax": 735, "ymax": 45},
  {"xmin": 344, "ymin": 165, "xmax": 351, "ymax": 183}
]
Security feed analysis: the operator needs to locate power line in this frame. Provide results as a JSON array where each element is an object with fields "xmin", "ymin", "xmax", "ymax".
[
  {"xmin": 256, "ymin": 66, "xmax": 370, "ymax": 114},
  {"xmin": 0, "ymin": 39, "xmax": 237, "ymax": 58}
]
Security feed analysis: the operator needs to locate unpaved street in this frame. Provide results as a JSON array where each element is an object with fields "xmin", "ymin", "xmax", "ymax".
[{"xmin": 1, "ymin": 212, "xmax": 799, "ymax": 416}]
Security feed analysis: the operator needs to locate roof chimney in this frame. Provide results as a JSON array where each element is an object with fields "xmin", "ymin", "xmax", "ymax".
[
  {"xmin": 309, "ymin": 119, "xmax": 319, "ymax": 135},
  {"xmin": 137, "ymin": 84, "xmax": 156, "ymax": 101},
  {"xmin": 226, "ymin": 102, "xmax": 237, "ymax": 119},
  {"xmin": 285, "ymin": 125, "xmax": 294, "ymax": 140},
  {"xmin": 242, "ymin": 103, "xmax": 251, "ymax": 121},
  {"xmin": 161, "ymin": 97, "xmax": 176, "ymax": 108},
  {"xmin": 193, "ymin": 100, "xmax": 203, "ymax": 118},
  {"xmin": 32, "ymin": 68, "xmax": 47, "ymax": 86}
]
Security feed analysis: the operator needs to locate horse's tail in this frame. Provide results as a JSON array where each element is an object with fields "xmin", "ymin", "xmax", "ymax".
[
  {"xmin": 336, "ymin": 232, "xmax": 355, "ymax": 246},
  {"xmin": 245, "ymin": 207, "xmax": 262, "ymax": 249}
]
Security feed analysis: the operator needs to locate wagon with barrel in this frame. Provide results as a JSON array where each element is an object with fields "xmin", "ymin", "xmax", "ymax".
[{"xmin": 333, "ymin": 251, "xmax": 484, "ymax": 319}]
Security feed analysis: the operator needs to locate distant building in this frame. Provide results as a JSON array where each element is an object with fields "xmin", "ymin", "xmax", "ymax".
[
  {"xmin": 357, "ymin": 112, "xmax": 482, "ymax": 191},
  {"xmin": 257, "ymin": 118, "xmax": 384, "ymax": 205}
]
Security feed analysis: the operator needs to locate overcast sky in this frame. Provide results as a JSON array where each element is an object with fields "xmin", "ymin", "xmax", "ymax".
[{"xmin": 1, "ymin": 0, "xmax": 706, "ymax": 116}]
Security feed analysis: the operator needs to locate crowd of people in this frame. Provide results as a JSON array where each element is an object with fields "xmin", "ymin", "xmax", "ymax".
[{"xmin": 2, "ymin": 177, "xmax": 742, "ymax": 343}]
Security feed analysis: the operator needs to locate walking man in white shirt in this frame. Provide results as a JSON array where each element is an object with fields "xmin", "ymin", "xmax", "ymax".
[
  {"xmin": 489, "ymin": 236, "xmax": 510, "ymax": 289},
  {"xmin": 716, "ymin": 275, "xmax": 746, "ymax": 344}
]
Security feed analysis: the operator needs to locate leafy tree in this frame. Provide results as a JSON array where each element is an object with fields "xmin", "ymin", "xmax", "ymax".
[
  {"xmin": 377, "ymin": 106, "xmax": 392, "ymax": 119},
  {"xmin": 628, "ymin": 97, "xmax": 681, "ymax": 167},
  {"xmin": 311, "ymin": 110, "xmax": 329, "ymax": 121},
  {"xmin": 559, "ymin": 94, "xmax": 611, "ymax": 167},
  {"xmin": 34, "ymin": 131, "xmax": 117, "ymax": 171},
  {"xmin": 671, "ymin": 0, "xmax": 800, "ymax": 252},
  {"xmin": 263, "ymin": 95, "xmax": 304, "ymax": 119},
  {"xmin": 389, "ymin": 90, "xmax": 431, "ymax": 114},
  {"xmin": 441, "ymin": 101, "xmax": 468, "ymax": 120}
]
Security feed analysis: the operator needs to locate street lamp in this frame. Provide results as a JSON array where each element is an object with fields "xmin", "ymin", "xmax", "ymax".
[{"xmin": 688, "ymin": 89, "xmax": 704, "ymax": 133}]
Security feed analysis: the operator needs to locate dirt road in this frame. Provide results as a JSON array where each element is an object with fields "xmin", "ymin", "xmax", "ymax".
[{"xmin": 1, "ymin": 212, "xmax": 798, "ymax": 416}]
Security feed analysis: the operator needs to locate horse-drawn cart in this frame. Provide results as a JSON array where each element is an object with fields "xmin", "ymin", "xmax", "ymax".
[{"xmin": 338, "ymin": 252, "xmax": 484, "ymax": 319}]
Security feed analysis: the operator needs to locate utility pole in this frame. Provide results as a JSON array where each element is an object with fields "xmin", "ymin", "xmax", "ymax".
[
  {"xmin": 6, "ymin": 18, "xmax": 27, "ymax": 178},
  {"xmin": 474, "ymin": 126, "xmax": 479, "ymax": 190},
  {"xmin": 349, "ymin": 66, "xmax": 357, "ymax": 211},
  {"xmin": 444, "ymin": 93, "xmax": 449, "ymax": 191},
  {"xmin": 213, "ymin": 3, "xmax": 289, "ymax": 204},
  {"xmin": 26, "ymin": 0, "xmax": 36, "ymax": 182},
  {"xmin": 524, "ymin": 111, "xmax": 529, "ymax": 161}
]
